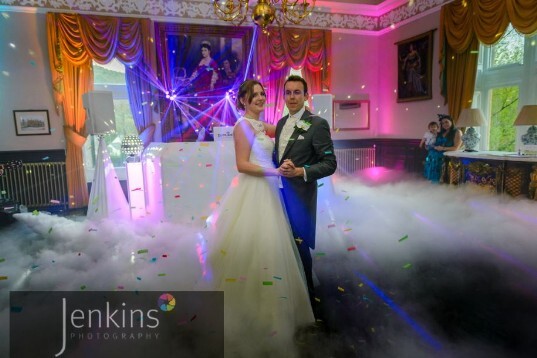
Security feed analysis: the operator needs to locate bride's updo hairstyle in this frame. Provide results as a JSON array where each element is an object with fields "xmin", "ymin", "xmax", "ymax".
[{"xmin": 236, "ymin": 79, "xmax": 264, "ymax": 111}]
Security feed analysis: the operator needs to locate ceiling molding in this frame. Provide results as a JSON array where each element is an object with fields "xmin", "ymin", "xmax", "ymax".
[{"xmin": 0, "ymin": 0, "xmax": 452, "ymax": 33}]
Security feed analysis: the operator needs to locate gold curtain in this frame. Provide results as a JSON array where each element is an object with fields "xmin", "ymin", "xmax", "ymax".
[
  {"xmin": 47, "ymin": 13, "xmax": 147, "ymax": 208},
  {"xmin": 255, "ymin": 28, "xmax": 331, "ymax": 124},
  {"xmin": 440, "ymin": 0, "xmax": 537, "ymax": 122}
]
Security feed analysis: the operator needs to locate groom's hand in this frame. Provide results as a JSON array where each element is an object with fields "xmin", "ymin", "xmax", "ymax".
[{"xmin": 279, "ymin": 159, "xmax": 304, "ymax": 178}]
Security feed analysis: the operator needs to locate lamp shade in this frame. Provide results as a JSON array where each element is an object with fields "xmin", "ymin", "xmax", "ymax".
[
  {"xmin": 457, "ymin": 108, "xmax": 485, "ymax": 127},
  {"xmin": 513, "ymin": 105, "xmax": 537, "ymax": 126}
]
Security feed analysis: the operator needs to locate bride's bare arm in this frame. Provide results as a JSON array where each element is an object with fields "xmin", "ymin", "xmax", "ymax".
[
  {"xmin": 234, "ymin": 121, "xmax": 279, "ymax": 177},
  {"xmin": 263, "ymin": 122, "xmax": 276, "ymax": 137}
]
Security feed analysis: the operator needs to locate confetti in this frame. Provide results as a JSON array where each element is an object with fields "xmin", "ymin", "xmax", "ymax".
[
  {"xmin": 402, "ymin": 263, "xmax": 412, "ymax": 269},
  {"xmin": 32, "ymin": 210, "xmax": 39, "ymax": 216},
  {"xmin": 273, "ymin": 276, "xmax": 282, "ymax": 280},
  {"xmin": 343, "ymin": 228, "xmax": 352, "ymax": 232},
  {"xmin": 315, "ymin": 252, "xmax": 326, "ymax": 257},
  {"xmin": 88, "ymin": 228, "xmax": 97, "ymax": 232},
  {"xmin": 0, "ymin": 276, "xmax": 8, "ymax": 280},
  {"xmin": 345, "ymin": 196, "xmax": 350, "ymax": 200},
  {"xmin": 220, "ymin": 250, "xmax": 227, "ymax": 255},
  {"xmin": 200, "ymin": 215, "xmax": 208, "ymax": 220},
  {"xmin": 31, "ymin": 265, "xmax": 39, "ymax": 270},
  {"xmin": 358, "ymin": 283, "xmax": 364, "ymax": 287},
  {"xmin": 262, "ymin": 281, "xmax": 273, "ymax": 286},
  {"xmin": 200, "ymin": 143, "xmax": 209, "ymax": 147},
  {"xmin": 0, "ymin": 258, "xmax": 5, "ymax": 263},
  {"xmin": 162, "ymin": 254, "xmax": 168, "ymax": 258},
  {"xmin": 338, "ymin": 286, "xmax": 345, "ymax": 292},
  {"xmin": 150, "ymin": 258, "xmax": 157, "ymax": 263},
  {"xmin": 117, "ymin": 285, "xmax": 124, "ymax": 290},
  {"xmin": 136, "ymin": 277, "xmax": 142, "ymax": 281},
  {"xmin": 324, "ymin": 151, "xmax": 333, "ymax": 154},
  {"xmin": 317, "ymin": 183, "xmax": 324, "ymax": 188},
  {"xmin": 50, "ymin": 199, "xmax": 60, "ymax": 204},
  {"xmin": 80, "ymin": 285, "xmax": 86, "ymax": 290},
  {"xmin": 131, "ymin": 188, "xmax": 142, "ymax": 191},
  {"xmin": 158, "ymin": 273, "xmax": 166, "ymax": 277},
  {"xmin": 42, "ymin": 156, "xmax": 50, "ymax": 161},
  {"xmin": 48, "ymin": 227, "xmax": 53, "ymax": 234},
  {"xmin": 205, "ymin": 164, "xmax": 213, "ymax": 167},
  {"xmin": 314, "ymin": 297, "xmax": 321, "ymax": 303},
  {"xmin": 398, "ymin": 235, "xmax": 409, "ymax": 242},
  {"xmin": 174, "ymin": 195, "xmax": 181, "ymax": 198},
  {"xmin": 327, "ymin": 224, "xmax": 336, "ymax": 228},
  {"xmin": 137, "ymin": 249, "xmax": 149, "ymax": 254},
  {"xmin": 225, "ymin": 278, "xmax": 236, "ymax": 282},
  {"xmin": 371, "ymin": 327, "xmax": 376, "ymax": 333},
  {"xmin": 295, "ymin": 238, "xmax": 303, "ymax": 244},
  {"xmin": 347, "ymin": 246, "xmax": 357, "ymax": 251},
  {"xmin": 190, "ymin": 314, "xmax": 197, "ymax": 322}
]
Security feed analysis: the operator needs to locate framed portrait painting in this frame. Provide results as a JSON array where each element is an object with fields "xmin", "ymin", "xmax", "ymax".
[
  {"xmin": 13, "ymin": 110, "xmax": 51, "ymax": 136},
  {"xmin": 155, "ymin": 23, "xmax": 253, "ymax": 142},
  {"xmin": 396, "ymin": 30, "xmax": 435, "ymax": 103}
]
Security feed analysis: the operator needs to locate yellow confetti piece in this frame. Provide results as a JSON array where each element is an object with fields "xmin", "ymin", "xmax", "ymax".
[
  {"xmin": 200, "ymin": 216, "xmax": 208, "ymax": 220},
  {"xmin": 343, "ymin": 228, "xmax": 352, "ymax": 232},
  {"xmin": 137, "ymin": 249, "xmax": 148, "ymax": 254},
  {"xmin": 338, "ymin": 286, "xmax": 345, "ymax": 292},
  {"xmin": 158, "ymin": 273, "xmax": 166, "ymax": 277},
  {"xmin": 220, "ymin": 250, "xmax": 227, "ymax": 255},
  {"xmin": 200, "ymin": 143, "xmax": 210, "ymax": 147},
  {"xmin": 402, "ymin": 263, "xmax": 412, "ymax": 269},
  {"xmin": 262, "ymin": 281, "xmax": 273, "ymax": 286},
  {"xmin": 358, "ymin": 283, "xmax": 364, "ymax": 287},
  {"xmin": 371, "ymin": 327, "xmax": 375, "ymax": 333},
  {"xmin": 0, "ymin": 276, "xmax": 8, "ymax": 280},
  {"xmin": 314, "ymin": 297, "xmax": 321, "ymax": 302},
  {"xmin": 295, "ymin": 238, "xmax": 303, "ymax": 245},
  {"xmin": 225, "ymin": 278, "xmax": 236, "ymax": 282}
]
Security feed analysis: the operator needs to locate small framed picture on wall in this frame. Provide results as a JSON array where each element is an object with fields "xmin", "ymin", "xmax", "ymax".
[
  {"xmin": 13, "ymin": 110, "xmax": 51, "ymax": 136},
  {"xmin": 396, "ymin": 30, "xmax": 435, "ymax": 102}
]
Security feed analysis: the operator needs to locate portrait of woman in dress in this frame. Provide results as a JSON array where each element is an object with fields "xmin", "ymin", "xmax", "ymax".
[{"xmin": 189, "ymin": 40, "xmax": 219, "ymax": 93}]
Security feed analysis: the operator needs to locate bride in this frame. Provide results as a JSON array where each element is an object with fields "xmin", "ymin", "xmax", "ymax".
[{"xmin": 207, "ymin": 79, "xmax": 314, "ymax": 356}]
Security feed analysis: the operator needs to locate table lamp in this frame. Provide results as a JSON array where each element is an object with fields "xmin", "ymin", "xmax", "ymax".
[
  {"xmin": 513, "ymin": 105, "xmax": 537, "ymax": 150},
  {"xmin": 458, "ymin": 108, "xmax": 485, "ymax": 152}
]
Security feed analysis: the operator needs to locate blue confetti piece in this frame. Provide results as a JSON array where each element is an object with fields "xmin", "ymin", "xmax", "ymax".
[
  {"xmin": 324, "ymin": 151, "xmax": 333, "ymax": 154},
  {"xmin": 150, "ymin": 257, "xmax": 157, "ymax": 263}
]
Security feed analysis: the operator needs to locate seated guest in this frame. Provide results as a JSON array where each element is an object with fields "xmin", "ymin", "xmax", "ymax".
[{"xmin": 424, "ymin": 114, "xmax": 462, "ymax": 182}]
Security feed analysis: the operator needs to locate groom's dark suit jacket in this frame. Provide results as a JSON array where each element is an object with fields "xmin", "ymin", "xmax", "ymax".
[{"xmin": 274, "ymin": 110, "xmax": 337, "ymax": 250}]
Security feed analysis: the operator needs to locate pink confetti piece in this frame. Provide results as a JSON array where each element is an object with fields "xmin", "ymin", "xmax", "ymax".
[
  {"xmin": 328, "ymin": 224, "xmax": 336, "ymax": 228},
  {"xmin": 174, "ymin": 195, "xmax": 181, "ymax": 198},
  {"xmin": 347, "ymin": 246, "xmax": 357, "ymax": 251},
  {"xmin": 131, "ymin": 187, "xmax": 142, "ymax": 191},
  {"xmin": 205, "ymin": 163, "xmax": 213, "ymax": 167},
  {"xmin": 50, "ymin": 199, "xmax": 60, "ymax": 204},
  {"xmin": 117, "ymin": 285, "xmax": 125, "ymax": 290}
]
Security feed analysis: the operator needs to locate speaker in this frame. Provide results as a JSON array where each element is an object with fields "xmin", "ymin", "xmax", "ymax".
[
  {"xmin": 311, "ymin": 94, "xmax": 333, "ymax": 123},
  {"xmin": 82, "ymin": 91, "xmax": 116, "ymax": 135}
]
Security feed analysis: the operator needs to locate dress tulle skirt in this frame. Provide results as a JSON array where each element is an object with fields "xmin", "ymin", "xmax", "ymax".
[{"xmin": 206, "ymin": 173, "xmax": 314, "ymax": 357}]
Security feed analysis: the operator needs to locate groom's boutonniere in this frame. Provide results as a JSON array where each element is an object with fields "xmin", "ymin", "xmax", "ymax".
[{"xmin": 294, "ymin": 118, "xmax": 312, "ymax": 134}]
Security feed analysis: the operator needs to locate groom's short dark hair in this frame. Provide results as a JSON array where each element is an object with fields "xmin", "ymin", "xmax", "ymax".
[{"xmin": 284, "ymin": 75, "xmax": 308, "ymax": 95}]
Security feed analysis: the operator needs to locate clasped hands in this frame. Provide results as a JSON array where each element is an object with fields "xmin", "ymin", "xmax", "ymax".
[{"xmin": 278, "ymin": 159, "xmax": 303, "ymax": 178}]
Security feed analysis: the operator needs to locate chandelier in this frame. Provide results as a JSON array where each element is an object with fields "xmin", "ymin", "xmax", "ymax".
[{"xmin": 213, "ymin": 0, "xmax": 316, "ymax": 31}]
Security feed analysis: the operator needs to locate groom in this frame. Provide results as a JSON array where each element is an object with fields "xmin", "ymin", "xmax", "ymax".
[{"xmin": 274, "ymin": 75, "xmax": 337, "ymax": 309}]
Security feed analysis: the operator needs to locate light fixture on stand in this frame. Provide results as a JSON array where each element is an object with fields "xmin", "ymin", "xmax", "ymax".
[
  {"xmin": 458, "ymin": 108, "xmax": 485, "ymax": 152},
  {"xmin": 513, "ymin": 105, "xmax": 537, "ymax": 155},
  {"xmin": 121, "ymin": 135, "xmax": 146, "ymax": 220},
  {"xmin": 213, "ymin": 0, "xmax": 316, "ymax": 32}
]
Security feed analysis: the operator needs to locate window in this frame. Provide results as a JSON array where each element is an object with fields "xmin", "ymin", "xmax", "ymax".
[
  {"xmin": 474, "ymin": 24, "xmax": 537, "ymax": 151},
  {"xmin": 83, "ymin": 59, "xmax": 138, "ymax": 180}
]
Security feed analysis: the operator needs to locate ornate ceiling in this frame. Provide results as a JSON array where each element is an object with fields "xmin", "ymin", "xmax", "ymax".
[{"xmin": 0, "ymin": 0, "xmax": 451, "ymax": 33}]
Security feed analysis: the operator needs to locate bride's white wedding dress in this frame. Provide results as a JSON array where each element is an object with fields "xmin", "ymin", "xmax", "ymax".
[{"xmin": 207, "ymin": 117, "xmax": 314, "ymax": 357}]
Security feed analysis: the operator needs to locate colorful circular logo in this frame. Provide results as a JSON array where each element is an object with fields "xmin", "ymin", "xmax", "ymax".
[{"xmin": 158, "ymin": 293, "xmax": 176, "ymax": 312}]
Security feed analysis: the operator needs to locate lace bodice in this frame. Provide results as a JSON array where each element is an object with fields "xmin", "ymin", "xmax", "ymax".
[{"xmin": 236, "ymin": 117, "xmax": 275, "ymax": 168}]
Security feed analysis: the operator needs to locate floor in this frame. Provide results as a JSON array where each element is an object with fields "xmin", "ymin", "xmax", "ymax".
[{"xmin": 2, "ymin": 170, "xmax": 537, "ymax": 357}]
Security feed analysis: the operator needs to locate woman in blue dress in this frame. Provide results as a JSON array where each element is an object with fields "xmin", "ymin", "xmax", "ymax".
[{"xmin": 424, "ymin": 115, "xmax": 462, "ymax": 182}]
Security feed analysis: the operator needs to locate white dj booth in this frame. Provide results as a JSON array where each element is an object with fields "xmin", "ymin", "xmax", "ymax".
[{"xmin": 140, "ymin": 126, "xmax": 333, "ymax": 224}]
